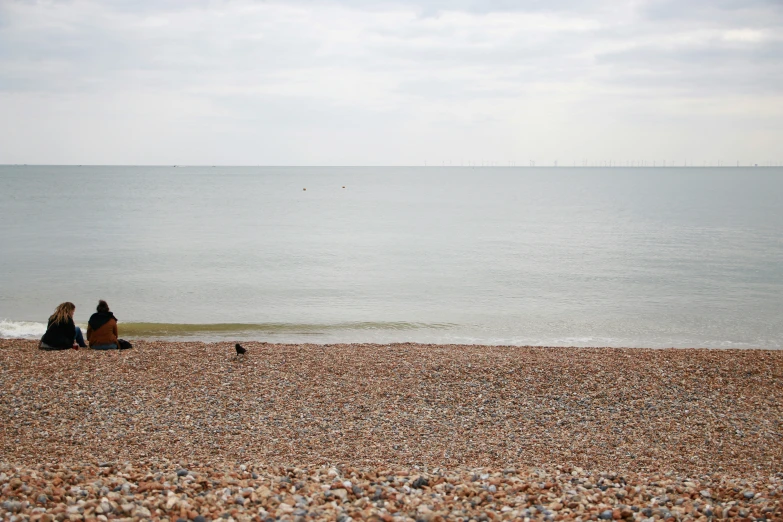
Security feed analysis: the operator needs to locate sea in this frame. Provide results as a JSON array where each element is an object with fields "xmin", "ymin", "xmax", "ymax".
[{"xmin": 1, "ymin": 165, "xmax": 781, "ymax": 348}]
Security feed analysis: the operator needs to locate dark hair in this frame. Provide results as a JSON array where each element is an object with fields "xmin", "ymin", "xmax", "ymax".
[{"xmin": 97, "ymin": 300, "xmax": 110, "ymax": 313}]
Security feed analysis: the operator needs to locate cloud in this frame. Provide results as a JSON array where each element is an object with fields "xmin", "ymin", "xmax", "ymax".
[{"xmin": 0, "ymin": 0, "xmax": 781, "ymax": 164}]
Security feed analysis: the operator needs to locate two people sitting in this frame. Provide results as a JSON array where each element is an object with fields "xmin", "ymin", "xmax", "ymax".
[{"xmin": 40, "ymin": 300, "xmax": 121, "ymax": 350}]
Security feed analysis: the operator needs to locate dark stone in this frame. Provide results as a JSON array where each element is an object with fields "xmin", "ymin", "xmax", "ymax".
[
  {"xmin": 194, "ymin": 516, "xmax": 207, "ymax": 522},
  {"xmin": 251, "ymin": 473, "xmax": 259, "ymax": 479},
  {"xmin": 600, "ymin": 510, "xmax": 613, "ymax": 520},
  {"xmin": 352, "ymin": 485, "xmax": 363, "ymax": 496},
  {"xmin": 412, "ymin": 477, "xmax": 429, "ymax": 489},
  {"xmin": 176, "ymin": 469, "xmax": 188, "ymax": 477}
]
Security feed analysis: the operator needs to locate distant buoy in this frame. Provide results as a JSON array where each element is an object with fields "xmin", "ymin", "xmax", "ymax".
[
  {"xmin": 342, "ymin": 186, "xmax": 345, "ymax": 189},
  {"xmin": 303, "ymin": 188, "xmax": 306, "ymax": 191}
]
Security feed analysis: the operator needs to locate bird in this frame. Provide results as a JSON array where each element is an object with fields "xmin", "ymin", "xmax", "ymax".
[{"xmin": 235, "ymin": 343, "xmax": 246, "ymax": 357}]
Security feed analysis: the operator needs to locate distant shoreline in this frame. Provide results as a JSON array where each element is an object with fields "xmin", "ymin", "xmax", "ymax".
[
  {"xmin": 1, "ymin": 318, "xmax": 779, "ymax": 349},
  {"xmin": 1, "ymin": 332, "xmax": 779, "ymax": 350}
]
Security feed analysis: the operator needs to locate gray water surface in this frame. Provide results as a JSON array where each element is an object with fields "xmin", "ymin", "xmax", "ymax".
[{"xmin": 1, "ymin": 166, "xmax": 781, "ymax": 347}]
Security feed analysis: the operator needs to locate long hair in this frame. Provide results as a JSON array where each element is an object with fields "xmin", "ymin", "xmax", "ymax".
[
  {"xmin": 49, "ymin": 302, "xmax": 75, "ymax": 325},
  {"xmin": 96, "ymin": 300, "xmax": 110, "ymax": 313}
]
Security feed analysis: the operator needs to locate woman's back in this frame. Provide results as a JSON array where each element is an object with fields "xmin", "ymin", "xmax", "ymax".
[
  {"xmin": 40, "ymin": 301, "xmax": 79, "ymax": 350},
  {"xmin": 41, "ymin": 316, "xmax": 76, "ymax": 348},
  {"xmin": 87, "ymin": 300, "xmax": 119, "ymax": 349}
]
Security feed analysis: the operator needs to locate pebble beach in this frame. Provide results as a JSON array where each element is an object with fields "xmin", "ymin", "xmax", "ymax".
[{"xmin": 1, "ymin": 340, "xmax": 782, "ymax": 520}]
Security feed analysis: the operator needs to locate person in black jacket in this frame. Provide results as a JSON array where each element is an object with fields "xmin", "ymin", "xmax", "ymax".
[{"xmin": 40, "ymin": 302, "xmax": 87, "ymax": 350}]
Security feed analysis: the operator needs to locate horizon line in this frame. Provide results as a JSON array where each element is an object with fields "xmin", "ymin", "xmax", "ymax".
[{"xmin": 2, "ymin": 163, "xmax": 782, "ymax": 168}]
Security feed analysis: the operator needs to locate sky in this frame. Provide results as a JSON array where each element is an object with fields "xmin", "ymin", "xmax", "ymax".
[{"xmin": 1, "ymin": 0, "xmax": 782, "ymax": 166}]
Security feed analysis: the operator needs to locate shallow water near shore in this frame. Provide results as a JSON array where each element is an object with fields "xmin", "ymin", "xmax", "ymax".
[{"xmin": 1, "ymin": 165, "xmax": 782, "ymax": 347}]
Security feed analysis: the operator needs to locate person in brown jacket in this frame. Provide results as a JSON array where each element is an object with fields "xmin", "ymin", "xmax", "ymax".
[{"xmin": 86, "ymin": 300, "xmax": 119, "ymax": 350}]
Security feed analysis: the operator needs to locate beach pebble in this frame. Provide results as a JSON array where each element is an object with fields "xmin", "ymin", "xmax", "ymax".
[
  {"xmin": 134, "ymin": 505, "xmax": 152, "ymax": 518},
  {"xmin": 1, "ymin": 339, "xmax": 782, "ymax": 521},
  {"xmin": 2, "ymin": 501, "xmax": 22, "ymax": 513},
  {"xmin": 8, "ymin": 340, "xmax": 780, "ymax": 479}
]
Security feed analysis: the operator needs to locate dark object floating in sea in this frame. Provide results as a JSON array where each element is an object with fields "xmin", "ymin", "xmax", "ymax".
[
  {"xmin": 342, "ymin": 186, "xmax": 345, "ymax": 188},
  {"xmin": 235, "ymin": 343, "xmax": 246, "ymax": 357},
  {"xmin": 303, "ymin": 188, "xmax": 306, "ymax": 191}
]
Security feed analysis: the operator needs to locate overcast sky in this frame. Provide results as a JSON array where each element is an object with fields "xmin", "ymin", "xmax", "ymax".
[{"xmin": 1, "ymin": 0, "xmax": 782, "ymax": 165}]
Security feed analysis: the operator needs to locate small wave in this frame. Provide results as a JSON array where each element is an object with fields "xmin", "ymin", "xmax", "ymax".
[
  {"xmin": 0, "ymin": 319, "xmax": 47, "ymax": 339},
  {"xmin": 117, "ymin": 321, "xmax": 455, "ymax": 337},
  {"xmin": 0, "ymin": 320, "xmax": 454, "ymax": 340}
]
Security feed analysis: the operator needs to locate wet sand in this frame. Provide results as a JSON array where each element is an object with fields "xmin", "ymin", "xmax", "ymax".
[{"xmin": 1, "ymin": 340, "xmax": 782, "ymax": 520}]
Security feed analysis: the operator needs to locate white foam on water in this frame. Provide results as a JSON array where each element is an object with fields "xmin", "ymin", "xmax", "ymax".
[{"xmin": 0, "ymin": 319, "xmax": 46, "ymax": 339}]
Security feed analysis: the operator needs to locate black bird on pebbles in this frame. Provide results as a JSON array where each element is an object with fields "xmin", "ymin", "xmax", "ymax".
[{"xmin": 235, "ymin": 343, "xmax": 247, "ymax": 357}]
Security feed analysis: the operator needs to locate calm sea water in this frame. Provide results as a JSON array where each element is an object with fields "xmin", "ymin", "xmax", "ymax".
[{"xmin": 1, "ymin": 165, "xmax": 781, "ymax": 348}]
